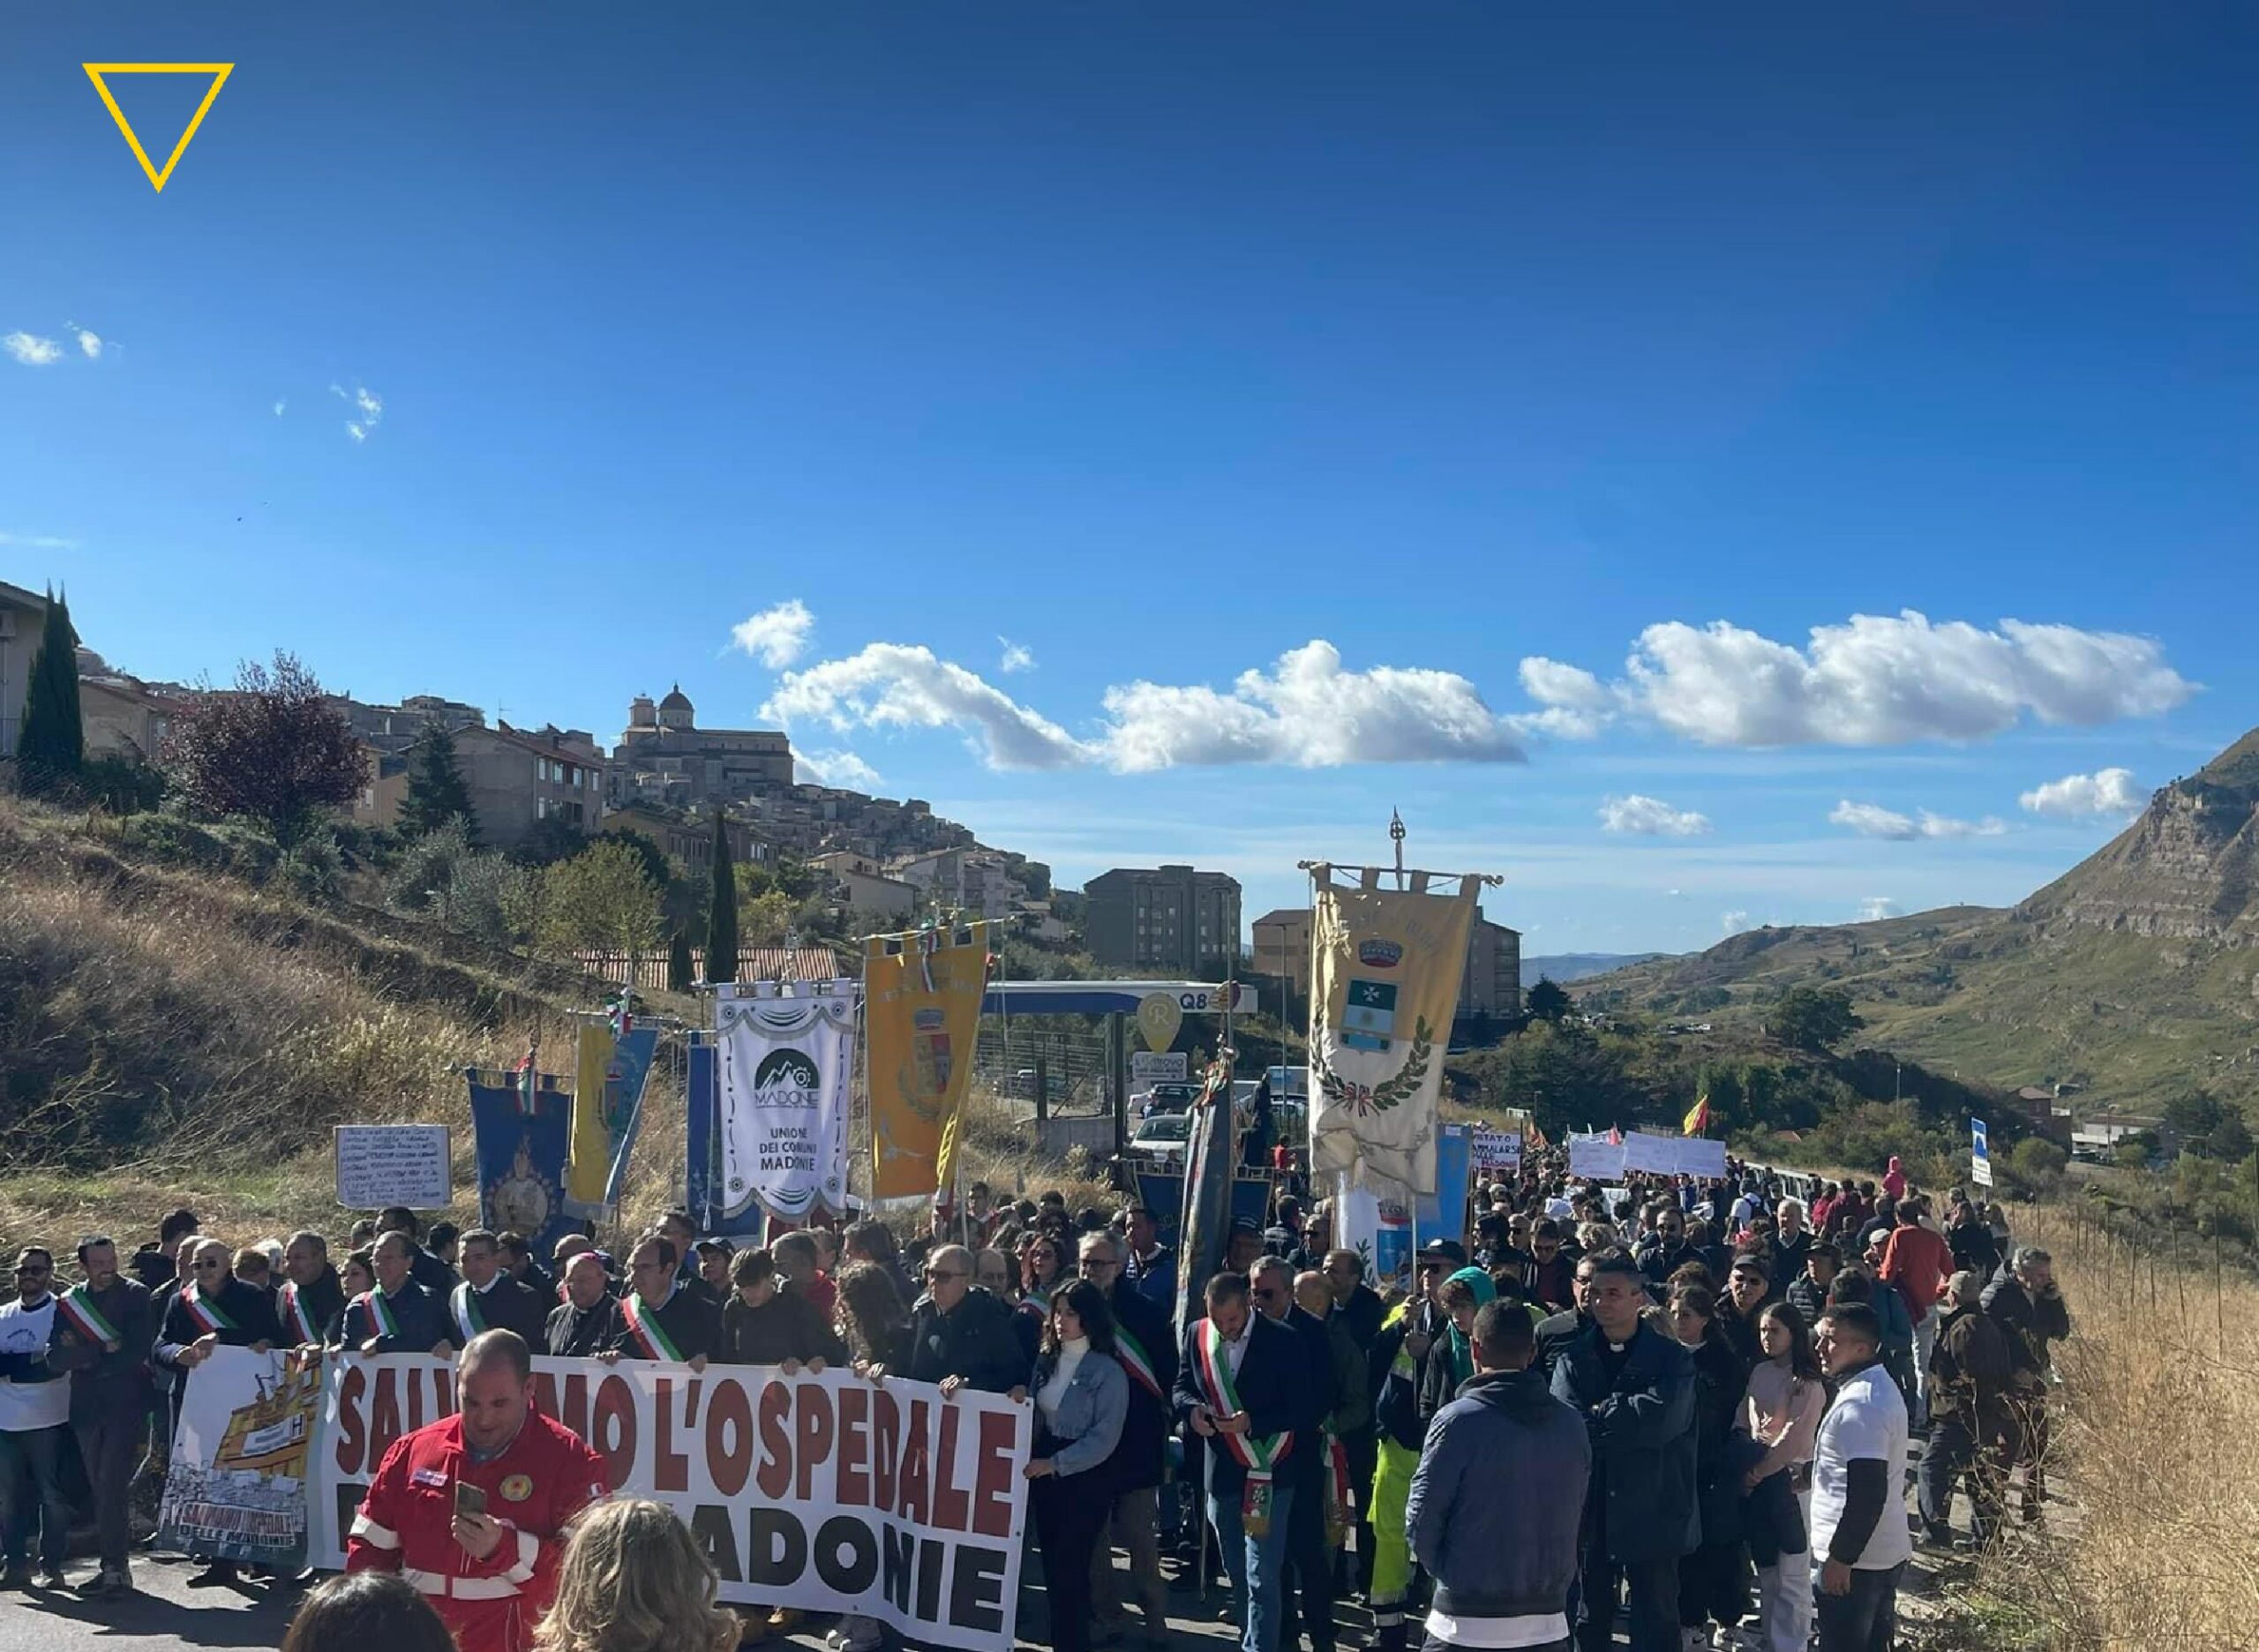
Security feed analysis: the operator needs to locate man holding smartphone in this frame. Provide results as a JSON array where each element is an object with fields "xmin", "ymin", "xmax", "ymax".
[{"xmin": 348, "ymin": 1329, "xmax": 611, "ymax": 1652}]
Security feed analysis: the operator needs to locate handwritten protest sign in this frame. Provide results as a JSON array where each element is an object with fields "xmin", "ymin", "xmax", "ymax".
[{"xmin": 334, "ymin": 1124, "xmax": 451, "ymax": 1210}]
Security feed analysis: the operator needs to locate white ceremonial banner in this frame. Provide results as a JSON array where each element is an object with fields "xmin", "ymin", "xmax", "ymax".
[
  {"xmin": 1568, "ymin": 1138, "xmax": 1626, "ymax": 1180},
  {"xmin": 311, "ymin": 1355, "xmax": 1032, "ymax": 1652},
  {"xmin": 715, "ymin": 980, "xmax": 859, "ymax": 1224},
  {"xmin": 334, "ymin": 1124, "xmax": 451, "ymax": 1210},
  {"xmin": 1620, "ymin": 1131, "xmax": 1730, "ymax": 1179}
]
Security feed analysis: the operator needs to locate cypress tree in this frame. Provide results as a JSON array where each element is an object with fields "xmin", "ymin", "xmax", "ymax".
[
  {"xmin": 667, "ymin": 926, "xmax": 694, "ymax": 992},
  {"xmin": 17, "ymin": 586, "xmax": 83, "ymax": 794},
  {"xmin": 398, "ymin": 722, "xmax": 478, "ymax": 842},
  {"xmin": 706, "ymin": 812, "xmax": 739, "ymax": 984}
]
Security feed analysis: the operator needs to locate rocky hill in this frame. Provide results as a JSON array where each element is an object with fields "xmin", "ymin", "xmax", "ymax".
[{"xmin": 1577, "ymin": 727, "xmax": 2259, "ymax": 1112}]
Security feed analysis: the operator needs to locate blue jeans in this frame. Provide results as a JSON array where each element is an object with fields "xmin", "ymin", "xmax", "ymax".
[
  {"xmin": 1209, "ymin": 1483, "xmax": 1297, "ymax": 1652},
  {"xmin": 0, "ymin": 1425, "xmax": 71, "ymax": 1571},
  {"xmin": 1813, "ymin": 1559, "xmax": 1903, "ymax": 1652}
]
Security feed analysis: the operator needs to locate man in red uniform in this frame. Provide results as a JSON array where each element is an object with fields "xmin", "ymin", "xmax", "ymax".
[{"xmin": 347, "ymin": 1328, "xmax": 611, "ymax": 1652}]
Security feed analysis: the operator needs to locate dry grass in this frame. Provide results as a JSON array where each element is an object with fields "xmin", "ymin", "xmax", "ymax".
[{"xmin": 1945, "ymin": 1203, "xmax": 2259, "ymax": 1650}]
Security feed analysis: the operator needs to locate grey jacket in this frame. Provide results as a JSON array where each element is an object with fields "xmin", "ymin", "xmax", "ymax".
[
  {"xmin": 1033, "ymin": 1345, "xmax": 1129, "ymax": 1480},
  {"xmin": 1408, "ymin": 1368, "xmax": 1591, "ymax": 1620}
]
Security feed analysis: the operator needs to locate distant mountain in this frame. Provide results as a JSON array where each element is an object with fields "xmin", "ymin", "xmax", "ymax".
[
  {"xmin": 1574, "ymin": 726, "xmax": 2259, "ymax": 1112},
  {"xmin": 1522, "ymin": 952, "xmax": 1666, "ymax": 989}
]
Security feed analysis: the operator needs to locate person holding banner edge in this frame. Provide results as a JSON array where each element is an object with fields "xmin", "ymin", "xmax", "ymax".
[
  {"xmin": 279, "ymin": 1231, "xmax": 346, "ymax": 1349},
  {"xmin": 454, "ymin": 1229, "xmax": 552, "ymax": 1348},
  {"xmin": 153, "ymin": 1235, "xmax": 284, "ymax": 1588},
  {"xmin": 602, "ymin": 1236, "xmax": 717, "ymax": 1366},
  {"xmin": 341, "ymin": 1232, "xmax": 455, "ymax": 1357}
]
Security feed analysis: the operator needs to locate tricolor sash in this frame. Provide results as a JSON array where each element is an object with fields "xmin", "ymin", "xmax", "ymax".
[
  {"xmin": 1114, "ymin": 1325, "xmax": 1164, "ymax": 1400},
  {"xmin": 353, "ymin": 1290, "xmax": 401, "ymax": 1343},
  {"xmin": 277, "ymin": 1281, "xmax": 319, "ymax": 1344},
  {"xmin": 180, "ymin": 1286, "xmax": 239, "ymax": 1336},
  {"xmin": 1194, "ymin": 1318, "xmax": 1293, "ymax": 1536},
  {"xmin": 57, "ymin": 1285, "xmax": 121, "ymax": 1347},
  {"xmin": 1325, "ymin": 1432, "xmax": 1352, "ymax": 1549},
  {"xmin": 619, "ymin": 1293, "xmax": 685, "ymax": 1362},
  {"xmin": 451, "ymin": 1282, "xmax": 489, "ymax": 1342}
]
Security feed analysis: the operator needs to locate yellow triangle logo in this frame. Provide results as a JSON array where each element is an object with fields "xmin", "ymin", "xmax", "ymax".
[{"xmin": 83, "ymin": 64, "xmax": 235, "ymax": 193}]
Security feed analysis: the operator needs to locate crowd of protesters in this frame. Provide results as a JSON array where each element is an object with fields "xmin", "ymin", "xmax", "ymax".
[{"xmin": 0, "ymin": 1150, "xmax": 2067, "ymax": 1652}]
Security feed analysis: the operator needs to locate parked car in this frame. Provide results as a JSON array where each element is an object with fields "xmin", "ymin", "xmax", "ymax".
[
  {"xmin": 1128, "ymin": 1111, "xmax": 1194, "ymax": 1164},
  {"xmin": 1007, "ymin": 1068, "xmax": 1071, "ymax": 1101},
  {"xmin": 1136, "ymin": 1081, "xmax": 1203, "ymax": 1117}
]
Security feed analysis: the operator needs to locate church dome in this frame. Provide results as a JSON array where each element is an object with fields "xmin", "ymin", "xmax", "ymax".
[{"xmin": 657, "ymin": 684, "xmax": 694, "ymax": 730}]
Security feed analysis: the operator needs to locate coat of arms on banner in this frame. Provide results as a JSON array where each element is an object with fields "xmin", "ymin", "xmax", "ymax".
[{"xmin": 912, "ymin": 1008, "xmax": 951, "ymax": 1107}]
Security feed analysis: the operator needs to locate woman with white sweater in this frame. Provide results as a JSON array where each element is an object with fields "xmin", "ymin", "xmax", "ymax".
[
  {"xmin": 1736, "ymin": 1301, "xmax": 1826, "ymax": 1652},
  {"xmin": 1024, "ymin": 1277, "xmax": 1129, "ymax": 1652}
]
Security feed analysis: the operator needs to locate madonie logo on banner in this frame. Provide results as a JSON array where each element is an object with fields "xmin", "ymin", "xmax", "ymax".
[{"xmin": 716, "ymin": 980, "xmax": 859, "ymax": 1226}]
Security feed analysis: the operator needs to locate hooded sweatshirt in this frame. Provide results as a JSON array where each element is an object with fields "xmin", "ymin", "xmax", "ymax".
[{"xmin": 1422, "ymin": 1266, "xmax": 1497, "ymax": 1420}]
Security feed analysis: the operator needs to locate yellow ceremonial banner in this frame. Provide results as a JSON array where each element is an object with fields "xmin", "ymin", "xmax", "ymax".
[
  {"xmin": 866, "ymin": 922, "xmax": 990, "ymax": 1200},
  {"xmin": 1309, "ymin": 868, "xmax": 1480, "ymax": 1196},
  {"xmin": 567, "ymin": 1023, "xmax": 613, "ymax": 1210}
]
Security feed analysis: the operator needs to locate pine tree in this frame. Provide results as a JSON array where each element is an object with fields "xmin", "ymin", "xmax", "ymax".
[
  {"xmin": 667, "ymin": 927, "xmax": 694, "ymax": 992},
  {"xmin": 706, "ymin": 812, "xmax": 739, "ymax": 984},
  {"xmin": 398, "ymin": 722, "xmax": 478, "ymax": 842},
  {"xmin": 16, "ymin": 586, "xmax": 83, "ymax": 794}
]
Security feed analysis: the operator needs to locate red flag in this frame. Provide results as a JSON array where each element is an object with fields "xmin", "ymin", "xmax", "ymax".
[{"xmin": 1607, "ymin": 1123, "xmax": 1623, "ymax": 1145}]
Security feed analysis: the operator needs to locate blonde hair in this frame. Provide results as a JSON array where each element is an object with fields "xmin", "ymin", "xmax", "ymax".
[{"xmin": 532, "ymin": 1498, "xmax": 738, "ymax": 1652}]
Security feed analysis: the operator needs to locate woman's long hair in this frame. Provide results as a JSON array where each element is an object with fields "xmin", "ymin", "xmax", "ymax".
[
  {"xmin": 832, "ymin": 1261, "xmax": 905, "ymax": 1364},
  {"xmin": 1760, "ymin": 1300, "xmax": 1823, "ymax": 1384},
  {"xmin": 1037, "ymin": 1277, "xmax": 1117, "ymax": 1365},
  {"xmin": 532, "ymin": 1498, "xmax": 739, "ymax": 1652}
]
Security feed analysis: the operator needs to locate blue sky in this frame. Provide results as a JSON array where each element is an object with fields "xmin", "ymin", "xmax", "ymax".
[{"xmin": 6, "ymin": 4, "xmax": 2257, "ymax": 956}]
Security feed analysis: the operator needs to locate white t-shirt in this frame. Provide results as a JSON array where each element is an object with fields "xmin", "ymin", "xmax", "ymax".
[
  {"xmin": 0, "ymin": 1296, "xmax": 71, "ymax": 1432},
  {"xmin": 1809, "ymin": 1362, "xmax": 1911, "ymax": 1570}
]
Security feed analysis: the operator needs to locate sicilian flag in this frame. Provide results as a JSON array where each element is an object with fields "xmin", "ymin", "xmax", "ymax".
[
  {"xmin": 1683, "ymin": 1095, "xmax": 1712, "ymax": 1138},
  {"xmin": 57, "ymin": 1284, "xmax": 122, "ymax": 1347},
  {"xmin": 1114, "ymin": 1325, "xmax": 1164, "ymax": 1400},
  {"xmin": 277, "ymin": 1281, "xmax": 319, "ymax": 1344}
]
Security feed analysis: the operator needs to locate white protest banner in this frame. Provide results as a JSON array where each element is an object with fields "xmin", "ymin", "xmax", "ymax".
[
  {"xmin": 334, "ymin": 1124, "xmax": 451, "ymax": 1210},
  {"xmin": 1470, "ymin": 1129, "xmax": 1523, "ymax": 1182},
  {"xmin": 311, "ymin": 1355, "xmax": 1031, "ymax": 1651},
  {"xmin": 1567, "ymin": 1138, "xmax": 1626, "ymax": 1180},
  {"xmin": 159, "ymin": 1345, "xmax": 321, "ymax": 1568},
  {"xmin": 715, "ymin": 980, "xmax": 859, "ymax": 1224},
  {"xmin": 1620, "ymin": 1131, "xmax": 1730, "ymax": 1179}
]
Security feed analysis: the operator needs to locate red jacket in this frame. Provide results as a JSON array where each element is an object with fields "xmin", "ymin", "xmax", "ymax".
[
  {"xmin": 348, "ymin": 1410, "xmax": 611, "ymax": 1652},
  {"xmin": 1880, "ymin": 1223, "xmax": 1955, "ymax": 1321}
]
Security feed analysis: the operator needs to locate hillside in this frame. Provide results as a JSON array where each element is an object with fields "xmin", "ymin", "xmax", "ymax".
[
  {"xmin": 1580, "ymin": 728, "xmax": 2259, "ymax": 1112},
  {"xmin": 1521, "ymin": 951, "xmax": 1665, "ymax": 988}
]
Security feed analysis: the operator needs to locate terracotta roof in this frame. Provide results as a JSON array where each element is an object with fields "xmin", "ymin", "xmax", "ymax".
[{"xmin": 734, "ymin": 946, "xmax": 847, "ymax": 981}]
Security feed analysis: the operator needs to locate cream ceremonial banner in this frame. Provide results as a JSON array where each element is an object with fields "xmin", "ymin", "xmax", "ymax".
[
  {"xmin": 715, "ymin": 979, "xmax": 859, "ymax": 1224},
  {"xmin": 865, "ymin": 923, "xmax": 990, "ymax": 1200},
  {"xmin": 1308, "ymin": 866, "xmax": 1479, "ymax": 1195},
  {"xmin": 311, "ymin": 1355, "xmax": 1031, "ymax": 1652}
]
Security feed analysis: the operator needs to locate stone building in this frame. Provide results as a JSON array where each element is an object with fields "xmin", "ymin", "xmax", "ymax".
[
  {"xmin": 1084, "ymin": 865, "xmax": 1242, "ymax": 978},
  {"xmin": 609, "ymin": 687, "xmax": 793, "ymax": 808}
]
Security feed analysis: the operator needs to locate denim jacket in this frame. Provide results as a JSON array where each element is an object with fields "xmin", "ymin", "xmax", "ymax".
[{"xmin": 1033, "ymin": 1348, "xmax": 1129, "ymax": 1479}]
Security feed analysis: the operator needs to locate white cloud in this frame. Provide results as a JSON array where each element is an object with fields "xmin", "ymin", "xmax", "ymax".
[
  {"xmin": 729, "ymin": 599, "xmax": 814, "ymax": 668},
  {"xmin": 1099, "ymin": 640, "xmax": 1526, "ymax": 771},
  {"xmin": 998, "ymin": 638, "xmax": 1035, "ymax": 674},
  {"xmin": 762, "ymin": 642, "xmax": 1089, "ymax": 771},
  {"xmin": 1511, "ymin": 657, "xmax": 1615, "ymax": 739},
  {"xmin": 1857, "ymin": 897, "xmax": 1898, "ymax": 921},
  {"xmin": 73, "ymin": 328, "xmax": 101, "ymax": 360},
  {"xmin": 1597, "ymin": 793, "xmax": 1712, "ymax": 837},
  {"xmin": 333, "ymin": 382, "xmax": 382, "ymax": 442},
  {"xmin": 1721, "ymin": 910, "xmax": 1752, "ymax": 935},
  {"xmin": 273, "ymin": 398, "xmax": 287, "ymax": 417},
  {"xmin": 0, "ymin": 531, "xmax": 78, "ymax": 550},
  {"xmin": 1829, "ymin": 799, "xmax": 2006, "ymax": 840},
  {"xmin": 1538, "ymin": 610, "xmax": 2195, "ymax": 747},
  {"xmin": 2020, "ymin": 767, "xmax": 2143, "ymax": 820},
  {"xmin": 792, "ymin": 747, "xmax": 882, "ymax": 790},
  {"xmin": 4, "ymin": 333, "xmax": 64, "ymax": 366}
]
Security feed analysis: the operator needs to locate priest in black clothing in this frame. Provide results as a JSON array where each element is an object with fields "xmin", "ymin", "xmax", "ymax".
[
  {"xmin": 448, "ymin": 1228, "xmax": 552, "ymax": 1347},
  {"xmin": 335, "ymin": 1232, "xmax": 455, "ymax": 1355},
  {"xmin": 605, "ymin": 1235, "xmax": 719, "ymax": 1366},
  {"xmin": 547, "ymin": 1252, "xmax": 626, "ymax": 1356}
]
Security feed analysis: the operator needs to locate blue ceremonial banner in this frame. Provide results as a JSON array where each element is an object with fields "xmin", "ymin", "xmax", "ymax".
[
  {"xmin": 469, "ymin": 1068, "xmax": 578, "ymax": 1258},
  {"xmin": 1415, "ymin": 1123, "xmax": 1474, "ymax": 1245},
  {"xmin": 600, "ymin": 1026, "xmax": 660, "ymax": 1211},
  {"xmin": 685, "ymin": 1040, "xmax": 767, "ymax": 1238}
]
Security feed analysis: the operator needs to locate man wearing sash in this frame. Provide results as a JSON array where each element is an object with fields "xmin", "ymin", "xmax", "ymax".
[
  {"xmin": 153, "ymin": 1236, "xmax": 282, "ymax": 1588},
  {"xmin": 454, "ymin": 1230, "xmax": 551, "ymax": 1348},
  {"xmin": 603, "ymin": 1237, "xmax": 717, "ymax": 1367},
  {"xmin": 1252, "ymin": 1257, "xmax": 1340, "ymax": 1652},
  {"xmin": 341, "ymin": 1233, "xmax": 455, "ymax": 1356},
  {"xmin": 377, "ymin": 1208, "xmax": 461, "ymax": 1296},
  {"xmin": 349, "ymin": 1330, "xmax": 611, "ymax": 1652},
  {"xmin": 545, "ymin": 1253, "xmax": 624, "ymax": 1357},
  {"xmin": 277, "ymin": 1231, "xmax": 345, "ymax": 1349},
  {"xmin": 1173, "ymin": 1272, "xmax": 1302, "ymax": 1652},
  {"xmin": 1079, "ymin": 1230, "xmax": 1175, "ymax": 1646},
  {"xmin": 46, "ymin": 1235, "xmax": 155, "ymax": 1597}
]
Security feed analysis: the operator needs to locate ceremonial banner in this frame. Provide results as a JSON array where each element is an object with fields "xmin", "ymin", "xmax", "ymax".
[
  {"xmin": 1415, "ymin": 1123, "xmax": 1473, "ymax": 1243},
  {"xmin": 311, "ymin": 1355, "xmax": 1031, "ymax": 1652},
  {"xmin": 716, "ymin": 979, "xmax": 859, "ymax": 1225},
  {"xmin": 1334, "ymin": 1172, "xmax": 1414, "ymax": 1294},
  {"xmin": 1308, "ymin": 866, "xmax": 1480, "ymax": 1194},
  {"xmin": 469, "ymin": 1067, "xmax": 578, "ymax": 1258},
  {"xmin": 159, "ymin": 1345, "xmax": 319, "ymax": 1569},
  {"xmin": 865, "ymin": 923, "xmax": 989, "ymax": 1200},
  {"xmin": 566, "ymin": 1024, "xmax": 660, "ymax": 1218}
]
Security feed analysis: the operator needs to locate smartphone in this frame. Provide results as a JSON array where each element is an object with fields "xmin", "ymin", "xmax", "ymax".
[{"xmin": 454, "ymin": 1482, "xmax": 488, "ymax": 1520}]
